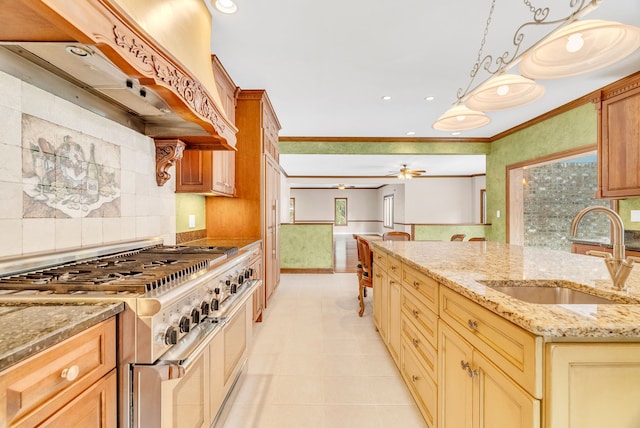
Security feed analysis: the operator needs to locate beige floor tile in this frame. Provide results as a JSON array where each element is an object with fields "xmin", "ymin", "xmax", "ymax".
[{"xmin": 219, "ymin": 273, "xmax": 426, "ymax": 427}]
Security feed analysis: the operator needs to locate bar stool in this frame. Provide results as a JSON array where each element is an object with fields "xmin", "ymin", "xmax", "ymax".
[
  {"xmin": 382, "ymin": 231, "xmax": 411, "ymax": 241},
  {"xmin": 357, "ymin": 238, "xmax": 373, "ymax": 317},
  {"xmin": 450, "ymin": 234, "xmax": 466, "ymax": 241}
]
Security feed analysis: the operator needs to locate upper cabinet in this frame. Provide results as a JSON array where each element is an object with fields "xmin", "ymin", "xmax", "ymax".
[
  {"xmin": 176, "ymin": 56, "xmax": 238, "ymax": 196},
  {"xmin": 597, "ymin": 72, "xmax": 640, "ymax": 198}
]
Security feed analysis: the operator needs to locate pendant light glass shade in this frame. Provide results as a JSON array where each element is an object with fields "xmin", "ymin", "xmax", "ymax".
[
  {"xmin": 432, "ymin": 104, "xmax": 490, "ymax": 131},
  {"xmin": 519, "ymin": 20, "xmax": 640, "ymax": 79},
  {"xmin": 465, "ymin": 74, "xmax": 545, "ymax": 111}
]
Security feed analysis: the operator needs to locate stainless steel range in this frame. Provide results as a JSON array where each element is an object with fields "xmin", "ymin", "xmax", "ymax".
[{"xmin": 0, "ymin": 238, "xmax": 262, "ymax": 428}]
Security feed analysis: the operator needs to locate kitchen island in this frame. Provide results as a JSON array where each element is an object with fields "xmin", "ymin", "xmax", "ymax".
[{"xmin": 371, "ymin": 240, "xmax": 640, "ymax": 428}]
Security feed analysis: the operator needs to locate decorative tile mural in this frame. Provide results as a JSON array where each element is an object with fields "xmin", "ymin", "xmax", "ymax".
[{"xmin": 21, "ymin": 114, "xmax": 121, "ymax": 218}]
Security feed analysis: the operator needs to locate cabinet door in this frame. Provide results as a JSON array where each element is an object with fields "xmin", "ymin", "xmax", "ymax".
[
  {"xmin": 264, "ymin": 156, "xmax": 280, "ymax": 303},
  {"xmin": 438, "ymin": 322, "xmax": 473, "ymax": 428},
  {"xmin": 176, "ymin": 150, "xmax": 213, "ymax": 193},
  {"xmin": 39, "ymin": 369, "xmax": 117, "ymax": 428},
  {"xmin": 474, "ymin": 351, "xmax": 540, "ymax": 428},
  {"xmin": 378, "ymin": 269, "xmax": 389, "ymax": 342},
  {"xmin": 388, "ymin": 277, "xmax": 402, "ymax": 365},
  {"xmin": 599, "ymin": 84, "xmax": 640, "ymax": 198},
  {"xmin": 546, "ymin": 343, "xmax": 640, "ymax": 428},
  {"xmin": 212, "ymin": 150, "xmax": 236, "ymax": 196},
  {"xmin": 373, "ymin": 268, "xmax": 386, "ymax": 332}
]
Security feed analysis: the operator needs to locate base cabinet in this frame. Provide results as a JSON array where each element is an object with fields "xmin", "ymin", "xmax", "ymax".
[
  {"xmin": 0, "ymin": 318, "xmax": 116, "ymax": 428},
  {"xmin": 545, "ymin": 343, "xmax": 640, "ymax": 428},
  {"xmin": 438, "ymin": 321, "xmax": 540, "ymax": 428}
]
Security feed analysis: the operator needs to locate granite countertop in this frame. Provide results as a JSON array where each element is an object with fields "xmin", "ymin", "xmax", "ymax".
[
  {"xmin": 183, "ymin": 238, "xmax": 261, "ymax": 251},
  {"xmin": 0, "ymin": 302, "xmax": 124, "ymax": 372},
  {"xmin": 371, "ymin": 240, "xmax": 640, "ymax": 340}
]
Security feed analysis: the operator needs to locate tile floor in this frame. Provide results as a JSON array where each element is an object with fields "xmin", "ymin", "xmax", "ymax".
[{"xmin": 217, "ymin": 273, "xmax": 427, "ymax": 428}]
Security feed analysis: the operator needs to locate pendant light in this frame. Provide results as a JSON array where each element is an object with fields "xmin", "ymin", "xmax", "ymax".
[
  {"xmin": 465, "ymin": 74, "xmax": 545, "ymax": 111},
  {"xmin": 432, "ymin": 104, "xmax": 490, "ymax": 131},
  {"xmin": 519, "ymin": 20, "xmax": 640, "ymax": 79}
]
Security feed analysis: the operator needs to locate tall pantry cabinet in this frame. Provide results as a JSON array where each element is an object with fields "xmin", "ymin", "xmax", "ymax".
[{"xmin": 206, "ymin": 89, "xmax": 282, "ymax": 305}]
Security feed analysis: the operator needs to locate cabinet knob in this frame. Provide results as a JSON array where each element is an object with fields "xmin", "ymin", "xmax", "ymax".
[
  {"xmin": 411, "ymin": 375, "xmax": 419, "ymax": 382},
  {"xmin": 467, "ymin": 319, "xmax": 478, "ymax": 330},
  {"xmin": 413, "ymin": 281, "xmax": 420, "ymax": 289},
  {"xmin": 460, "ymin": 360, "xmax": 470, "ymax": 371},
  {"xmin": 61, "ymin": 365, "xmax": 80, "ymax": 381},
  {"xmin": 411, "ymin": 338, "xmax": 419, "ymax": 347},
  {"xmin": 412, "ymin": 309, "xmax": 419, "ymax": 318}
]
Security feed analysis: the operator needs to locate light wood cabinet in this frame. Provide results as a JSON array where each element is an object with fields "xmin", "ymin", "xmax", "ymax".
[
  {"xmin": 545, "ymin": 342, "xmax": 640, "ymax": 428},
  {"xmin": 571, "ymin": 242, "xmax": 640, "ymax": 258},
  {"xmin": 373, "ymin": 265, "xmax": 388, "ymax": 341},
  {"xmin": 439, "ymin": 321, "xmax": 540, "ymax": 428},
  {"xmin": 175, "ymin": 149, "xmax": 236, "ymax": 196},
  {"xmin": 206, "ymin": 90, "xmax": 282, "ymax": 306},
  {"xmin": 388, "ymin": 276, "xmax": 402, "ymax": 365},
  {"xmin": 597, "ymin": 72, "xmax": 640, "ymax": 198},
  {"xmin": 0, "ymin": 318, "xmax": 116, "ymax": 428}
]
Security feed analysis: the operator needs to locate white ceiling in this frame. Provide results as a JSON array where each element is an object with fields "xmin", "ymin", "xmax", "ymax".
[{"xmin": 209, "ymin": 1, "xmax": 640, "ymax": 183}]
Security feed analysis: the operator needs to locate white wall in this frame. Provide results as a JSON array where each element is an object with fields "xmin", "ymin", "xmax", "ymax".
[
  {"xmin": 290, "ymin": 188, "xmax": 379, "ymax": 234},
  {"xmin": 0, "ymin": 70, "xmax": 176, "ymax": 258},
  {"xmin": 404, "ymin": 177, "xmax": 479, "ymax": 224}
]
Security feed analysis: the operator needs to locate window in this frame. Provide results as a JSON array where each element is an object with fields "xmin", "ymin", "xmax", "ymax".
[
  {"xmin": 334, "ymin": 198, "xmax": 347, "ymax": 226},
  {"xmin": 289, "ymin": 197, "xmax": 295, "ymax": 223},
  {"xmin": 383, "ymin": 194, "xmax": 394, "ymax": 228}
]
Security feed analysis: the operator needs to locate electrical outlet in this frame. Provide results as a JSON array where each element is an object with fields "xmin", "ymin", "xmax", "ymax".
[
  {"xmin": 188, "ymin": 214, "xmax": 196, "ymax": 229},
  {"xmin": 496, "ymin": 210, "xmax": 501, "ymax": 218},
  {"xmin": 631, "ymin": 210, "xmax": 640, "ymax": 222}
]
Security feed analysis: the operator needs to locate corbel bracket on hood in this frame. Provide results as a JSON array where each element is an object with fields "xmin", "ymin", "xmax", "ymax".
[
  {"xmin": 155, "ymin": 139, "xmax": 186, "ymax": 187},
  {"xmin": 0, "ymin": 0, "xmax": 237, "ymax": 151}
]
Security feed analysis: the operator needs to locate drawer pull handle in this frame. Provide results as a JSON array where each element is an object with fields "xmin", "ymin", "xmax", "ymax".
[
  {"xmin": 411, "ymin": 338, "xmax": 419, "ymax": 347},
  {"xmin": 460, "ymin": 360, "xmax": 478, "ymax": 378},
  {"xmin": 413, "ymin": 281, "xmax": 420, "ymax": 289},
  {"xmin": 412, "ymin": 309, "xmax": 419, "ymax": 317},
  {"xmin": 460, "ymin": 360, "xmax": 470, "ymax": 371},
  {"xmin": 467, "ymin": 367, "xmax": 479, "ymax": 378},
  {"xmin": 467, "ymin": 319, "xmax": 478, "ymax": 330},
  {"xmin": 61, "ymin": 365, "xmax": 80, "ymax": 381},
  {"xmin": 411, "ymin": 375, "xmax": 419, "ymax": 382}
]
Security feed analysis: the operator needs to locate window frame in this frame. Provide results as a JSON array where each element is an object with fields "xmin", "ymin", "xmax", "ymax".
[{"xmin": 383, "ymin": 194, "xmax": 394, "ymax": 229}]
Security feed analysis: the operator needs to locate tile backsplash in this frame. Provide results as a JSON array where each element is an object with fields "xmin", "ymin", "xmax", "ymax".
[{"xmin": 0, "ymin": 70, "xmax": 176, "ymax": 258}]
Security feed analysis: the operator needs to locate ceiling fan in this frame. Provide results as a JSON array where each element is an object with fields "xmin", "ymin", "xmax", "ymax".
[{"xmin": 389, "ymin": 164, "xmax": 426, "ymax": 179}]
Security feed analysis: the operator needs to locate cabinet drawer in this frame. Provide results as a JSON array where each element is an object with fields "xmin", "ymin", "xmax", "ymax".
[
  {"xmin": 401, "ymin": 316, "xmax": 437, "ymax": 383},
  {"xmin": 0, "ymin": 317, "xmax": 116, "ymax": 427},
  {"xmin": 401, "ymin": 338, "xmax": 437, "ymax": 428},
  {"xmin": 439, "ymin": 286, "xmax": 542, "ymax": 398},
  {"xmin": 373, "ymin": 250, "xmax": 387, "ymax": 270},
  {"xmin": 402, "ymin": 265, "xmax": 438, "ymax": 314},
  {"xmin": 387, "ymin": 256, "xmax": 402, "ymax": 280},
  {"xmin": 401, "ymin": 286, "xmax": 438, "ymax": 349}
]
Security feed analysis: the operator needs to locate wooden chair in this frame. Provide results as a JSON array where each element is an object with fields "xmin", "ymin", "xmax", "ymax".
[
  {"xmin": 357, "ymin": 238, "xmax": 373, "ymax": 317},
  {"xmin": 382, "ymin": 231, "xmax": 411, "ymax": 241},
  {"xmin": 468, "ymin": 237, "xmax": 487, "ymax": 241},
  {"xmin": 450, "ymin": 234, "xmax": 466, "ymax": 241}
]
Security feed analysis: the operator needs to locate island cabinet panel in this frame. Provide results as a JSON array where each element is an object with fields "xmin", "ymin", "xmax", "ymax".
[
  {"xmin": 439, "ymin": 286, "xmax": 543, "ymax": 399},
  {"xmin": 0, "ymin": 318, "xmax": 116, "ymax": 428},
  {"xmin": 373, "ymin": 263, "xmax": 388, "ymax": 341},
  {"xmin": 598, "ymin": 74, "xmax": 640, "ymax": 198},
  {"xmin": 402, "ymin": 264, "xmax": 439, "ymax": 314},
  {"xmin": 401, "ymin": 338, "xmax": 438, "ymax": 428},
  {"xmin": 438, "ymin": 321, "xmax": 540, "ymax": 428},
  {"xmin": 545, "ymin": 343, "xmax": 640, "ymax": 428}
]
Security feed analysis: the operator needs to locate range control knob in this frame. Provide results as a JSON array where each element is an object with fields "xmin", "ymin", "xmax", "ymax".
[
  {"xmin": 190, "ymin": 308, "xmax": 200, "ymax": 324},
  {"xmin": 230, "ymin": 283, "xmax": 238, "ymax": 294},
  {"xmin": 225, "ymin": 278, "xmax": 231, "ymax": 286},
  {"xmin": 214, "ymin": 287, "xmax": 221, "ymax": 295},
  {"xmin": 178, "ymin": 315, "xmax": 190, "ymax": 333},
  {"xmin": 162, "ymin": 325, "xmax": 178, "ymax": 345},
  {"xmin": 237, "ymin": 274, "xmax": 244, "ymax": 284},
  {"xmin": 200, "ymin": 301, "xmax": 210, "ymax": 316},
  {"xmin": 244, "ymin": 269, "xmax": 251, "ymax": 279},
  {"xmin": 211, "ymin": 298, "xmax": 220, "ymax": 311}
]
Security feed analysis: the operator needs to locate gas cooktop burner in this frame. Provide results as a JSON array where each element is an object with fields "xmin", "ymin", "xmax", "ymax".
[{"xmin": 0, "ymin": 245, "xmax": 238, "ymax": 294}]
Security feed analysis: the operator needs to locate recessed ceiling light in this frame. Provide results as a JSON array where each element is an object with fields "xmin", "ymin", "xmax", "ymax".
[
  {"xmin": 424, "ymin": 96, "xmax": 435, "ymax": 101},
  {"xmin": 381, "ymin": 96, "xmax": 392, "ymax": 101},
  {"xmin": 406, "ymin": 131, "xmax": 416, "ymax": 136},
  {"xmin": 213, "ymin": 0, "xmax": 237, "ymax": 14}
]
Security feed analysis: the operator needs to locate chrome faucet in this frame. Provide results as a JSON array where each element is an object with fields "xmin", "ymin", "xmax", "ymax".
[{"xmin": 570, "ymin": 206, "xmax": 639, "ymax": 291}]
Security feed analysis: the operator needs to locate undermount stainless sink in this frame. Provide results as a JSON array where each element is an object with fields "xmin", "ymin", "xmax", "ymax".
[{"xmin": 478, "ymin": 280, "xmax": 619, "ymax": 305}]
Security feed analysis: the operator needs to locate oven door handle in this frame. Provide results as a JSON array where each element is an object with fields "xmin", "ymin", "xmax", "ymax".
[{"xmin": 151, "ymin": 319, "xmax": 222, "ymax": 380}]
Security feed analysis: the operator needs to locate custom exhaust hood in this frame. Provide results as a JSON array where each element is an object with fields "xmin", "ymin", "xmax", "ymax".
[{"xmin": 0, "ymin": 0, "xmax": 238, "ymax": 185}]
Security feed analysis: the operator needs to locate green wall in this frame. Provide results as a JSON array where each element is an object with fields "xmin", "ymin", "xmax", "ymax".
[
  {"xmin": 279, "ymin": 141, "xmax": 491, "ymax": 155},
  {"xmin": 280, "ymin": 224, "xmax": 334, "ymax": 269},
  {"xmin": 414, "ymin": 225, "xmax": 490, "ymax": 241},
  {"xmin": 485, "ymin": 104, "xmax": 598, "ymax": 242},
  {"xmin": 175, "ymin": 194, "xmax": 206, "ymax": 233}
]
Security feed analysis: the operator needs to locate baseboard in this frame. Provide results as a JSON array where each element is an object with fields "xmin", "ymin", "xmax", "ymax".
[{"xmin": 280, "ymin": 268, "xmax": 334, "ymax": 274}]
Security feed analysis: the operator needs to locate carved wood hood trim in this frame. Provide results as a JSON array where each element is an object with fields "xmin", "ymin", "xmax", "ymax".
[
  {"xmin": 155, "ymin": 139, "xmax": 186, "ymax": 187},
  {"xmin": 0, "ymin": 0, "xmax": 237, "ymax": 149}
]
